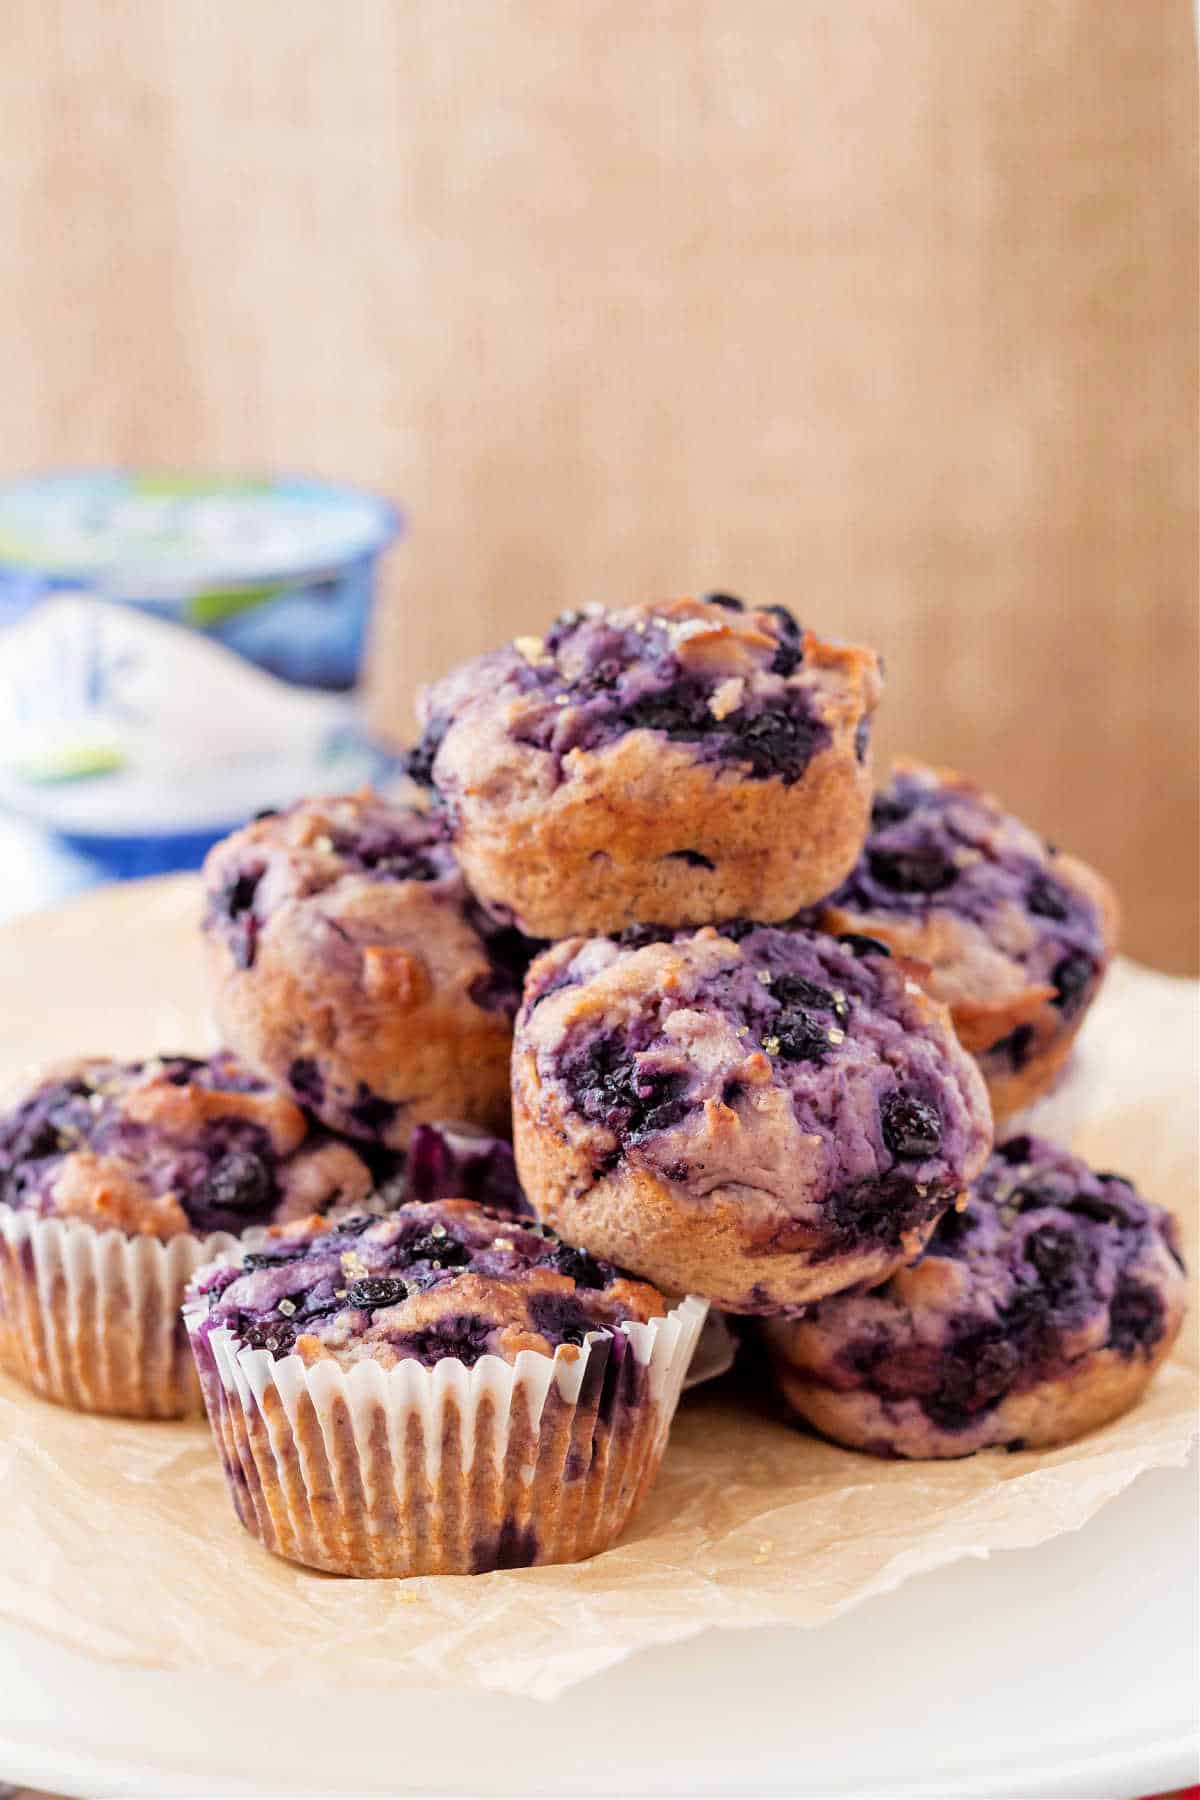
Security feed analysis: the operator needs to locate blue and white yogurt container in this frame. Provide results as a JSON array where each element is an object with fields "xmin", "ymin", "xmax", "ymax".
[{"xmin": 0, "ymin": 471, "xmax": 402, "ymax": 884}]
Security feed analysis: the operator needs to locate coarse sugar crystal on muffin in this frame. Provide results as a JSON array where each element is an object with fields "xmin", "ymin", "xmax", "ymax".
[
  {"xmin": 203, "ymin": 790, "xmax": 537, "ymax": 1149},
  {"xmin": 0, "ymin": 1050, "xmax": 381, "ymax": 1416},
  {"xmin": 512, "ymin": 924, "xmax": 993, "ymax": 1313},
  {"xmin": 761, "ymin": 1133, "xmax": 1187, "ymax": 1457},
  {"xmin": 810, "ymin": 760, "xmax": 1118, "ymax": 1120},
  {"xmin": 406, "ymin": 594, "xmax": 883, "ymax": 938},
  {"xmin": 185, "ymin": 1201, "xmax": 706, "ymax": 1576}
]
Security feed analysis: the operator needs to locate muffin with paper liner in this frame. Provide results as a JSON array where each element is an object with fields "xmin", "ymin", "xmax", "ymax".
[
  {"xmin": 0, "ymin": 1051, "xmax": 522, "ymax": 1419},
  {"xmin": 184, "ymin": 1200, "xmax": 706, "ymax": 1577}
]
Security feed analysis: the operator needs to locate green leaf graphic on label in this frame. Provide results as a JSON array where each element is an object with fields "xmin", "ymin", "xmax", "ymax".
[
  {"xmin": 17, "ymin": 746, "xmax": 126, "ymax": 786},
  {"xmin": 186, "ymin": 582, "xmax": 289, "ymax": 627}
]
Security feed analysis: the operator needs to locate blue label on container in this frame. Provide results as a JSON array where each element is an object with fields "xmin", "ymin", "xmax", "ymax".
[{"xmin": 0, "ymin": 471, "xmax": 402, "ymax": 850}]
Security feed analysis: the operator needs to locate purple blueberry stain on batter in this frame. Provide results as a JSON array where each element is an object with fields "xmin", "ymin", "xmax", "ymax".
[
  {"xmin": 403, "ymin": 1122, "xmax": 531, "ymax": 1217},
  {"xmin": 326, "ymin": 812, "xmax": 453, "ymax": 883},
  {"xmin": 464, "ymin": 907, "xmax": 542, "ymax": 1014},
  {"xmin": 527, "ymin": 1288, "xmax": 597, "ymax": 1345},
  {"xmin": 818, "ymin": 1135, "xmax": 1184, "ymax": 1435},
  {"xmin": 1107, "ymin": 1280, "xmax": 1165, "ymax": 1354},
  {"xmin": 867, "ymin": 842, "xmax": 956, "ymax": 895},
  {"xmin": 1050, "ymin": 951, "xmax": 1095, "ymax": 1016},
  {"xmin": 393, "ymin": 1314, "xmax": 496, "ymax": 1366},
  {"xmin": 472, "ymin": 1518, "xmax": 541, "ymax": 1573},
  {"xmin": 820, "ymin": 1170, "xmax": 943, "ymax": 1255},
  {"xmin": 826, "ymin": 766, "xmax": 1108, "ymax": 1067},
  {"xmin": 190, "ymin": 1202, "xmax": 655, "ymax": 1375},
  {"xmin": 987, "ymin": 1023, "xmax": 1035, "ymax": 1072},
  {"xmin": 763, "ymin": 603, "xmax": 804, "ymax": 676},
  {"xmin": 403, "ymin": 714, "xmax": 449, "ymax": 788},
  {"xmin": 347, "ymin": 1083, "xmax": 401, "ymax": 1140},
  {"xmin": 418, "ymin": 601, "xmax": 835, "ymax": 791},
  {"xmin": 562, "ymin": 1036, "xmax": 692, "ymax": 1143},
  {"xmin": 1027, "ymin": 872, "xmax": 1070, "ymax": 921},
  {"xmin": 206, "ymin": 797, "xmax": 536, "ymax": 1021},
  {"xmin": 0, "ymin": 1053, "xmax": 358, "ymax": 1237},
  {"xmin": 836, "ymin": 932, "xmax": 892, "ymax": 959},
  {"xmin": 287, "ymin": 1057, "xmax": 325, "ymax": 1109},
  {"xmin": 543, "ymin": 1242, "xmax": 608, "ymax": 1287},
  {"xmin": 209, "ymin": 868, "xmax": 263, "ymax": 969},
  {"xmin": 535, "ymin": 926, "xmax": 984, "ymax": 1268},
  {"xmin": 666, "ymin": 850, "xmax": 717, "ymax": 870},
  {"xmin": 0, "ymin": 1074, "xmax": 103, "ymax": 1210}
]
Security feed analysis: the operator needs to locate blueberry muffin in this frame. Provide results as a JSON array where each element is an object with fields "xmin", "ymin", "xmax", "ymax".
[
  {"xmin": 811, "ymin": 761, "xmax": 1118, "ymax": 1120},
  {"xmin": 186, "ymin": 1202, "xmax": 707, "ymax": 1576},
  {"xmin": 407, "ymin": 594, "xmax": 883, "ymax": 939},
  {"xmin": 512, "ymin": 925, "xmax": 993, "ymax": 1313},
  {"xmin": 203, "ymin": 791, "xmax": 535, "ymax": 1150},
  {"xmin": 761, "ymin": 1134, "xmax": 1187, "ymax": 1457},
  {"xmin": 0, "ymin": 1051, "xmax": 379, "ymax": 1416}
]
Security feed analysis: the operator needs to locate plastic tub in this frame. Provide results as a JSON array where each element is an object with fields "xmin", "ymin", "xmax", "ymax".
[{"xmin": 0, "ymin": 470, "xmax": 402, "ymax": 882}]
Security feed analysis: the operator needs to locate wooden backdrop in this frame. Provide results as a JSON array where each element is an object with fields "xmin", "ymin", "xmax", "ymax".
[{"xmin": 1, "ymin": 0, "xmax": 1195, "ymax": 970}]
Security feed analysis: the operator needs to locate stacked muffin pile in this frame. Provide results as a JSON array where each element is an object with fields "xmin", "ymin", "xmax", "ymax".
[{"xmin": 0, "ymin": 594, "xmax": 1186, "ymax": 1581}]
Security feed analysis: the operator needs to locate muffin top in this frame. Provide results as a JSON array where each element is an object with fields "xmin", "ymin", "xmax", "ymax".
[
  {"xmin": 188, "ymin": 1200, "xmax": 666, "ymax": 1370},
  {"xmin": 789, "ymin": 1134, "xmax": 1187, "ymax": 1431},
  {"xmin": 819, "ymin": 761, "xmax": 1114, "ymax": 1023},
  {"xmin": 0, "ymin": 1052, "xmax": 379, "ymax": 1239},
  {"xmin": 409, "ymin": 594, "xmax": 881, "ymax": 798},
  {"xmin": 518, "ymin": 925, "xmax": 992, "ymax": 1257},
  {"xmin": 203, "ymin": 790, "xmax": 535, "ymax": 1013}
]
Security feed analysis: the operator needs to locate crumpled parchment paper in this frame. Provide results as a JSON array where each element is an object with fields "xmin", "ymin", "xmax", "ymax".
[{"xmin": 0, "ymin": 877, "xmax": 1194, "ymax": 1700}]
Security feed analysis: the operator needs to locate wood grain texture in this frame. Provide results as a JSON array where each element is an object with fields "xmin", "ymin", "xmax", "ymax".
[{"xmin": 0, "ymin": 0, "xmax": 1194, "ymax": 969}]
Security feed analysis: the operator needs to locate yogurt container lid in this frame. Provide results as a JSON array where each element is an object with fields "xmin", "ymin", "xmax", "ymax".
[{"xmin": 0, "ymin": 470, "xmax": 401, "ymax": 598}]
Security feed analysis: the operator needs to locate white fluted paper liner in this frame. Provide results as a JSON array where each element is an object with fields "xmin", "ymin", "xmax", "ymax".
[
  {"xmin": 186, "ymin": 1291, "xmax": 708, "ymax": 1577},
  {"xmin": 0, "ymin": 1205, "xmax": 239, "ymax": 1417},
  {"xmin": 682, "ymin": 1308, "xmax": 738, "ymax": 1389}
]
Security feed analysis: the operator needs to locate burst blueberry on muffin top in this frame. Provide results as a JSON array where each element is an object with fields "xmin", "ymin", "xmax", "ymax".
[
  {"xmin": 763, "ymin": 1133, "xmax": 1187, "ymax": 1454},
  {"xmin": 403, "ymin": 596, "xmax": 882, "ymax": 939},
  {"xmin": 814, "ymin": 761, "xmax": 1117, "ymax": 1098},
  {"xmin": 0, "ymin": 1052, "xmax": 381, "ymax": 1239},
  {"xmin": 188, "ymin": 1200, "xmax": 666, "ymax": 1370},
  {"xmin": 513, "ymin": 924, "xmax": 992, "ymax": 1311},
  {"xmin": 411, "ymin": 594, "xmax": 870, "ymax": 795}
]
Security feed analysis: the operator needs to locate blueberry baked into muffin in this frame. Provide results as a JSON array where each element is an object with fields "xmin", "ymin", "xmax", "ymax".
[
  {"xmin": 761, "ymin": 1134, "xmax": 1186, "ymax": 1457},
  {"xmin": 408, "ymin": 594, "xmax": 883, "ymax": 939},
  {"xmin": 512, "ymin": 925, "xmax": 993, "ymax": 1313},
  {"xmin": 811, "ymin": 761, "xmax": 1118, "ymax": 1120},
  {"xmin": 203, "ymin": 791, "xmax": 535, "ymax": 1150},
  {"xmin": 0, "ymin": 1051, "xmax": 379, "ymax": 1416},
  {"xmin": 400, "ymin": 1121, "xmax": 734, "ymax": 1389},
  {"xmin": 402, "ymin": 1120, "xmax": 530, "ymax": 1215},
  {"xmin": 186, "ymin": 1201, "xmax": 706, "ymax": 1576}
]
